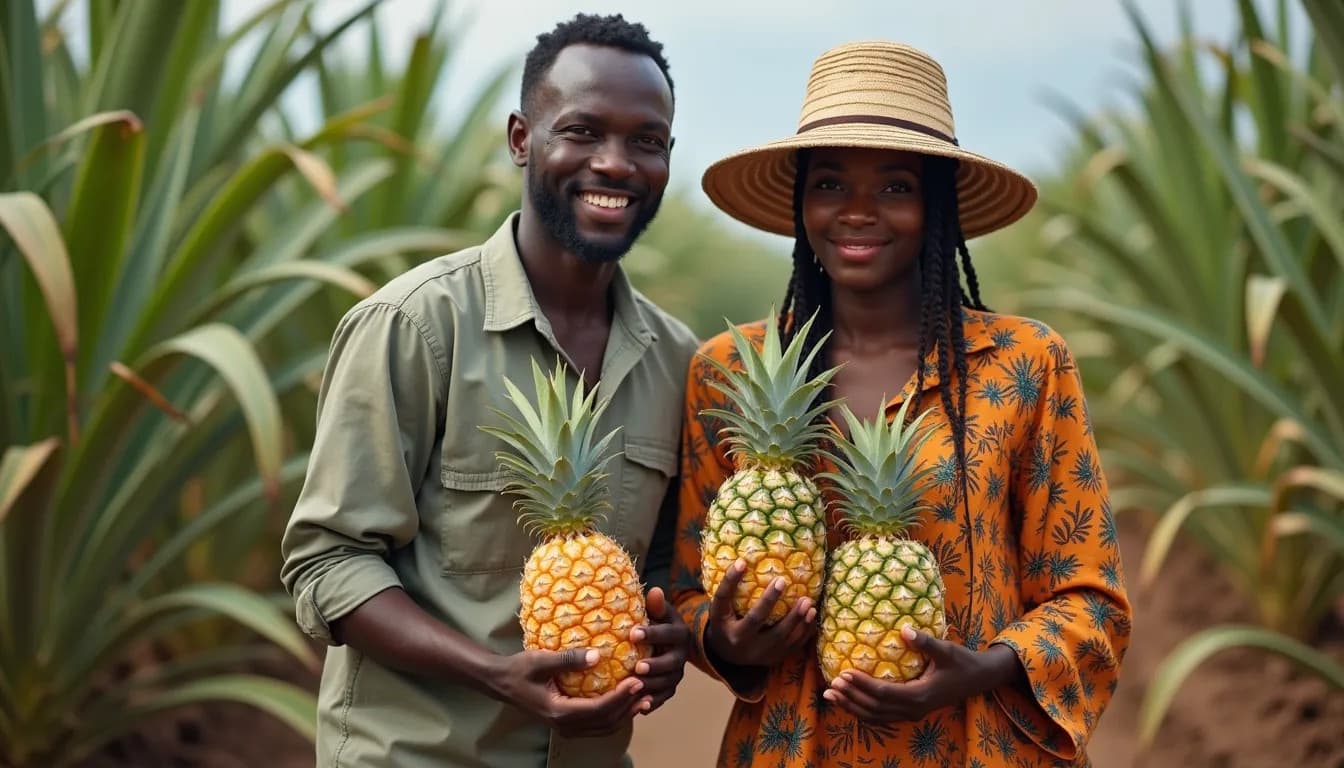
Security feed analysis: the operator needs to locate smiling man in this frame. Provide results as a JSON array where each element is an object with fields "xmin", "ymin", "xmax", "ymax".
[{"xmin": 280, "ymin": 14, "xmax": 698, "ymax": 768}]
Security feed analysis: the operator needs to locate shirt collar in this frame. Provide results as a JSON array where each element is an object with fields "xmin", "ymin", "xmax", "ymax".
[{"xmin": 479, "ymin": 212, "xmax": 655, "ymax": 344}]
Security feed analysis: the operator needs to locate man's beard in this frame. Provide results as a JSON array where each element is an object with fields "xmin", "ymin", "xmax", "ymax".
[{"xmin": 528, "ymin": 165, "xmax": 662, "ymax": 264}]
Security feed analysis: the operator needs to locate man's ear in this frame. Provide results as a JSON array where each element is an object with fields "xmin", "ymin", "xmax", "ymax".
[{"xmin": 507, "ymin": 110, "xmax": 529, "ymax": 168}]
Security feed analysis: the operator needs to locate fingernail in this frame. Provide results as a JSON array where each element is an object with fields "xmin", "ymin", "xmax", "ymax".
[
  {"xmin": 831, "ymin": 678, "xmax": 845, "ymax": 690},
  {"xmin": 630, "ymin": 680, "xmax": 644, "ymax": 694},
  {"xmin": 841, "ymin": 672, "xmax": 854, "ymax": 682},
  {"xmin": 772, "ymin": 577, "xmax": 786, "ymax": 590},
  {"xmin": 735, "ymin": 559, "xmax": 746, "ymax": 573},
  {"xmin": 584, "ymin": 649, "xmax": 599, "ymax": 666},
  {"xmin": 823, "ymin": 690, "xmax": 837, "ymax": 701},
  {"xmin": 806, "ymin": 609, "xmax": 817, "ymax": 622},
  {"xmin": 641, "ymin": 698, "xmax": 652, "ymax": 712},
  {"xmin": 901, "ymin": 626, "xmax": 917, "ymax": 642},
  {"xmin": 631, "ymin": 628, "xmax": 645, "ymax": 642},
  {"xmin": 636, "ymin": 662, "xmax": 650, "ymax": 675}
]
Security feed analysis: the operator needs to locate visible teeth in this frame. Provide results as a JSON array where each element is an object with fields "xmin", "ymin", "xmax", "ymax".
[{"xmin": 581, "ymin": 192, "xmax": 630, "ymax": 209}]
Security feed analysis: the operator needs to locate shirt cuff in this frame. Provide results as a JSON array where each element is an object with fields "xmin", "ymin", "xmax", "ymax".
[
  {"xmin": 988, "ymin": 630, "xmax": 1078, "ymax": 760},
  {"xmin": 294, "ymin": 554, "xmax": 404, "ymax": 646}
]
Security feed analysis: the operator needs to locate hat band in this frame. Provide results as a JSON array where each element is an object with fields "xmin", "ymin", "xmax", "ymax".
[{"xmin": 796, "ymin": 114, "xmax": 959, "ymax": 146}]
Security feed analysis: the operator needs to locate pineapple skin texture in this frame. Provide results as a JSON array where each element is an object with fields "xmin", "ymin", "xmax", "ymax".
[
  {"xmin": 818, "ymin": 536, "xmax": 948, "ymax": 682},
  {"xmin": 519, "ymin": 532, "xmax": 649, "ymax": 697},
  {"xmin": 701, "ymin": 467, "xmax": 826, "ymax": 623}
]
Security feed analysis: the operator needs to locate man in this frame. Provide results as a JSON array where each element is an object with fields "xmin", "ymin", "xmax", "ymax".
[{"xmin": 280, "ymin": 14, "xmax": 696, "ymax": 767}]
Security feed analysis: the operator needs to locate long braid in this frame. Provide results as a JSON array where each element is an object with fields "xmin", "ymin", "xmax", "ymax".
[
  {"xmin": 778, "ymin": 260, "xmax": 804, "ymax": 339},
  {"xmin": 957, "ymin": 233, "xmax": 989, "ymax": 311},
  {"xmin": 781, "ymin": 150, "xmax": 833, "ymax": 387},
  {"xmin": 926, "ymin": 156, "xmax": 981, "ymax": 643}
]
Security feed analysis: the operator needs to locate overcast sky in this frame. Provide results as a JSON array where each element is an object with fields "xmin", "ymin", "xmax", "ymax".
[
  {"xmin": 247, "ymin": 2, "xmax": 1291, "ymax": 174},
  {"xmin": 46, "ymin": 1, "xmax": 1300, "ymax": 240}
]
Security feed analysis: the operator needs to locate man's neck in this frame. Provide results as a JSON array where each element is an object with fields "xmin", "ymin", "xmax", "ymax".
[{"xmin": 513, "ymin": 212, "xmax": 617, "ymax": 323}]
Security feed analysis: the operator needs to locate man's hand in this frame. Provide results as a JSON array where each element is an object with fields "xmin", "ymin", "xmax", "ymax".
[
  {"xmin": 492, "ymin": 648, "xmax": 646, "ymax": 738},
  {"xmin": 823, "ymin": 627, "xmax": 1023, "ymax": 723},
  {"xmin": 629, "ymin": 587, "xmax": 689, "ymax": 714},
  {"xmin": 705, "ymin": 559, "xmax": 817, "ymax": 668}
]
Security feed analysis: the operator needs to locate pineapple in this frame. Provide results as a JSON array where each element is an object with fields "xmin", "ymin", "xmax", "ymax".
[
  {"xmin": 817, "ymin": 397, "xmax": 948, "ymax": 682},
  {"xmin": 700, "ymin": 313, "xmax": 839, "ymax": 623},
  {"xmin": 481, "ymin": 359, "xmax": 649, "ymax": 697}
]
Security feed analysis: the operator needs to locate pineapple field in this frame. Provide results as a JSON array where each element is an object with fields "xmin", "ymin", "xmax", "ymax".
[{"xmin": 3, "ymin": 0, "xmax": 1342, "ymax": 766}]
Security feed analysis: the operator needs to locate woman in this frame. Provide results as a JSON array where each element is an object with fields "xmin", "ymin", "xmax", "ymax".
[{"xmin": 670, "ymin": 41, "xmax": 1131, "ymax": 767}]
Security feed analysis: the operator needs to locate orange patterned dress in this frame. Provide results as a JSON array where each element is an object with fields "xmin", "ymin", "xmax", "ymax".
[{"xmin": 671, "ymin": 310, "xmax": 1132, "ymax": 767}]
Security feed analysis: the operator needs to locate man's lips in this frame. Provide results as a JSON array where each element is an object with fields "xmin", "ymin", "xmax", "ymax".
[{"xmin": 575, "ymin": 188, "xmax": 638, "ymax": 225}]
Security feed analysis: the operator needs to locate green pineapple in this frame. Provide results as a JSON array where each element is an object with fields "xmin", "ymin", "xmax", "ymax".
[
  {"xmin": 700, "ymin": 312, "xmax": 840, "ymax": 622},
  {"xmin": 817, "ymin": 396, "xmax": 948, "ymax": 681}
]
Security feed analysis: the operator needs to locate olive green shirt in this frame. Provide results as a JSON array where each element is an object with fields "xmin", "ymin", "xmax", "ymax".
[{"xmin": 280, "ymin": 214, "xmax": 698, "ymax": 767}]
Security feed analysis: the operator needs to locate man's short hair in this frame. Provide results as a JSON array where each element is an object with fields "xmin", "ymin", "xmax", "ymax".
[{"xmin": 520, "ymin": 13, "xmax": 674, "ymax": 114}]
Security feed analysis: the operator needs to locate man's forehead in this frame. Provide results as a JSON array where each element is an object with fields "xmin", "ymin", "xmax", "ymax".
[{"xmin": 538, "ymin": 44, "xmax": 673, "ymax": 114}]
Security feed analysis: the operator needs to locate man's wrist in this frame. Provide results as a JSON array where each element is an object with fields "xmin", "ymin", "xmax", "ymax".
[{"xmin": 450, "ymin": 638, "xmax": 507, "ymax": 699}]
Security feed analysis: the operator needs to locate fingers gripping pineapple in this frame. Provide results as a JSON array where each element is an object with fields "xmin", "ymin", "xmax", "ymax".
[
  {"xmin": 480, "ymin": 359, "xmax": 649, "ymax": 697},
  {"xmin": 818, "ymin": 397, "xmax": 948, "ymax": 682},
  {"xmin": 700, "ymin": 313, "xmax": 840, "ymax": 623}
]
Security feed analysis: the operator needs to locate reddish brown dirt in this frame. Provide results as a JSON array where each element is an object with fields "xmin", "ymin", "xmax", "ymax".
[{"xmin": 83, "ymin": 515, "xmax": 1343, "ymax": 767}]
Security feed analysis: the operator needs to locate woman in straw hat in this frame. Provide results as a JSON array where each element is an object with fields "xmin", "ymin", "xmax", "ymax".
[{"xmin": 669, "ymin": 42, "xmax": 1131, "ymax": 766}]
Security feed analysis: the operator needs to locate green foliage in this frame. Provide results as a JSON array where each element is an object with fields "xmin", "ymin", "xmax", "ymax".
[
  {"xmin": 982, "ymin": 0, "xmax": 1344, "ymax": 741},
  {"xmin": 0, "ymin": 1, "xmax": 515, "ymax": 763}
]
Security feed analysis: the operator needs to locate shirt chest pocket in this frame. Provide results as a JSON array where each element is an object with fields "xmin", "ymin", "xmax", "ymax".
[
  {"xmin": 438, "ymin": 435, "xmax": 677, "ymax": 584},
  {"xmin": 437, "ymin": 467, "xmax": 535, "ymax": 579},
  {"xmin": 615, "ymin": 437, "xmax": 678, "ymax": 564}
]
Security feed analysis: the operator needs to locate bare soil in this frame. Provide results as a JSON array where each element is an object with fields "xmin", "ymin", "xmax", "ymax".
[{"xmin": 84, "ymin": 515, "xmax": 1344, "ymax": 767}]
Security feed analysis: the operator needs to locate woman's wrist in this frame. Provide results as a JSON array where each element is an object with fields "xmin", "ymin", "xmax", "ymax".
[{"xmin": 977, "ymin": 643, "xmax": 1025, "ymax": 694}]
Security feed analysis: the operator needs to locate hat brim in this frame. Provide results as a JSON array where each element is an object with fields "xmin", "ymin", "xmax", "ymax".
[{"xmin": 701, "ymin": 123, "xmax": 1038, "ymax": 240}]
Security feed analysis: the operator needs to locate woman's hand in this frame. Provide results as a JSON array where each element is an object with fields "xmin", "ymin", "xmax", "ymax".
[
  {"xmin": 704, "ymin": 559, "xmax": 817, "ymax": 669},
  {"xmin": 823, "ymin": 626, "xmax": 1023, "ymax": 722}
]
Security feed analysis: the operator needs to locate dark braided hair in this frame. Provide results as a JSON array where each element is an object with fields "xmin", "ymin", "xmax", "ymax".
[{"xmin": 781, "ymin": 149, "xmax": 988, "ymax": 634}]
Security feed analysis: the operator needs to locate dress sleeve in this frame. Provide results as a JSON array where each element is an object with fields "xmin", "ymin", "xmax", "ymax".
[{"xmin": 990, "ymin": 329, "xmax": 1133, "ymax": 759}]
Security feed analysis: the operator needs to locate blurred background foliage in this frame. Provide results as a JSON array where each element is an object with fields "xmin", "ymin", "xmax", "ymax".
[{"xmin": 0, "ymin": 0, "xmax": 1339, "ymax": 765}]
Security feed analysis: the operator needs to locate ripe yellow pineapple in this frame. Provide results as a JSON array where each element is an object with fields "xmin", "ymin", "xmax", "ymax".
[
  {"xmin": 818, "ymin": 397, "xmax": 948, "ymax": 682},
  {"xmin": 481, "ymin": 359, "xmax": 648, "ymax": 697},
  {"xmin": 700, "ymin": 313, "xmax": 839, "ymax": 622}
]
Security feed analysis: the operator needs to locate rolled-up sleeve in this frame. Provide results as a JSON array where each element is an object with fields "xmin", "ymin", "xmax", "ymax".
[{"xmin": 280, "ymin": 302, "xmax": 448, "ymax": 644}]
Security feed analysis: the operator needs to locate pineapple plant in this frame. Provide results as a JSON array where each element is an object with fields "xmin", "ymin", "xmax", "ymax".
[
  {"xmin": 700, "ymin": 313, "xmax": 839, "ymax": 623},
  {"xmin": 817, "ymin": 397, "xmax": 948, "ymax": 682},
  {"xmin": 481, "ymin": 359, "xmax": 649, "ymax": 697}
]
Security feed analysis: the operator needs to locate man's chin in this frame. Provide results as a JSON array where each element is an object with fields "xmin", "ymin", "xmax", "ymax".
[
  {"xmin": 570, "ymin": 238, "xmax": 632, "ymax": 264},
  {"xmin": 566, "ymin": 224, "xmax": 639, "ymax": 263}
]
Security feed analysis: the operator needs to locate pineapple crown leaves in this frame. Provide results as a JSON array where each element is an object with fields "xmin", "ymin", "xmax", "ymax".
[
  {"xmin": 699, "ymin": 309, "xmax": 844, "ymax": 469},
  {"xmin": 478, "ymin": 358, "xmax": 621, "ymax": 537},
  {"xmin": 819, "ymin": 395, "xmax": 940, "ymax": 536}
]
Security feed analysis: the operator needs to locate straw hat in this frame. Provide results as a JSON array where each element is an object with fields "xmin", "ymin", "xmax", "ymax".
[{"xmin": 701, "ymin": 41, "xmax": 1037, "ymax": 239}]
